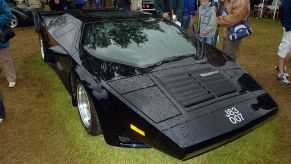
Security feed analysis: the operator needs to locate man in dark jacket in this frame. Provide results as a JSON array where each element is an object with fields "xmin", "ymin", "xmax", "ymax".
[
  {"xmin": 154, "ymin": 0, "xmax": 184, "ymax": 24},
  {"xmin": 276, "ymin": 0, "xmax": 291, "ymax": 85},
  {"xmin": 182, "ymin": 0, "xmax": 195, "ymax": 30}
]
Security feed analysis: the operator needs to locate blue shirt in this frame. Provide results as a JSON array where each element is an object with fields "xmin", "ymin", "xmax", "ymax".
[
  {"xmin": 183, "ymin": 0, "xmax": 195, "ymax": 16},
  {"xmin": 75, "ymin": 0, "xmax": 84, "ymax": 5},
  {"xmin": 282, "ymin": 0, "xmax": 291, "ymax": 31},
  {"xmin": 0, "ymin": 0, "xmax": 12, "ymax": 48}
]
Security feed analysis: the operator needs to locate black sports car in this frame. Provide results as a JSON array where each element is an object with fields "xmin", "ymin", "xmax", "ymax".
[
  {"xmin": 38, "ymin": 9, "xmax": 278, "ymax": 160},
  {"xmin": 5, "ymin": 0, "xmax": 33, "ymax": 28}
]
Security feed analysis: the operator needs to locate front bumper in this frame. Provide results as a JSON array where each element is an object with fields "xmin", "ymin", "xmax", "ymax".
[{"xmin": 153, "ymin": 94, "xmax": 278, "ymax": 160}]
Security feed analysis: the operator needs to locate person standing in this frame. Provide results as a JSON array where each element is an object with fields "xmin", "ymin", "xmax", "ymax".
[
  {"xmin": 116, "ymin": 0, "xmax": 131, "ymax": 10},
  {"xmin": 95, "ymin": 0, "xmax": 101, "ymax": 8},
  {"xmin": 154, "ymin": 0, "xmax": 184, "ymax": 25},
  {"xmin": 198, "ymin": 0, "xmax": 216, "ymax": 45},
  {"xmin": 28, "ymin": 0, "xmax": 43, "ymax": 32},
  {"xmin": 0, "ymin": 0, "xmax": 16, "ymax": 88},
  {"xmin": 182, "ymin": 0, "xmax": 195, "ymax": 31},
  {"xmin": 50, "ymin": 0, "xmax": 66, "ymax": 10},
  {"xmin": 75, "ymin": 0, "xmax": 84, "ymax": 9},
  {"xmin": 0, "ymin": 93, "xmax": 5, "ymax": 123},
  {"xmin": 217, "ymin": 0, "xmax": 250, "ymax": 61},
  {"xmin": 276, "ymin": 0, "xmax": 291, "ymax": 85},
  {"xmin": 88, "ymin": 0, "xmax": 95, "ymax": 8}
]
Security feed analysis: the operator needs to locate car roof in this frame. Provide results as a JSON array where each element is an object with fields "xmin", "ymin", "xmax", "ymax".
[{"xmin": 41, "ymin": 9, "xmax": 154, "ymax": 23}]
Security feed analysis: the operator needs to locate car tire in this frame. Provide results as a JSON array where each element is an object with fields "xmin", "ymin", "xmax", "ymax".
[
  {"xmin": 39, "ymin": 34, "xmax": 47, "ymax": 62},
  {"xmin": 10, "ymin": 14, "xmax": 18, "ymax": 28},
  {"xmin": 76, "ymin": 80, "xmax": 102, "ymax": 136}
]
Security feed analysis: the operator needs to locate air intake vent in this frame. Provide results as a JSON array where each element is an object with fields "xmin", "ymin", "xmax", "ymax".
[
  {"xmin": 153, "ymin": 66, "xmax": 237, "ymax": 111},
  {"xmin": 153, "ymin": 69, "xmax": 215, "ymax": 109}
]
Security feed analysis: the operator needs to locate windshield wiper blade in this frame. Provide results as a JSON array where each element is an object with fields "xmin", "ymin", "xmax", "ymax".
[{"xmin": 146, "ymin": 54, "xmax": 195, "ymax": 68}]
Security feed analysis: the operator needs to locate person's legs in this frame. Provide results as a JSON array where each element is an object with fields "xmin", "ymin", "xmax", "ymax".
[
  {"xmin": 200, "ymin": 37, "xmax": 206, "ymax": 43},
  {"xmin": 182, "ymin": 15, "xmax": 190, "ymax": 31},
  {"xmin": 0, "ymin": 48, "xmax": 16, "ymax": 86},
  {"xmin": 283, "ymin": 53, "xmax": 291, "ymax": 73},
  {"xmin": 223, "ymin": 38, "xmax": 242, "ymax": 61},
  {"xmin": 96, "ymin": 0, "xmax": 100, "ymax": 8},
  {"xmin": 276, "ymin": 29, "xmax": 291, "ymax": 85},
  {"xmin": 89, "ymin": 0, "xmax": 93, "ymax": 8},
  {"xmin": 0, "ymin": 96, "xmax": 5, "ymax": 121},
  {"xmin": 278, "ymin": 56, "xmax": 286, "ymax": 75},
  {"xmin": 205, "ymin": 37, "xmax": 214, "ymax": 46},
  {"xmin": 31, "ymin": 8, "xmax": 42, "ymax": 32},
  {"xmin": 277, "ymin": 56, "xmax": 289, "ymax": 85}
]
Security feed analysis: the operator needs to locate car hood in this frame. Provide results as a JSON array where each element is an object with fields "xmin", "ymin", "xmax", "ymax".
[
  {"xmin": 106, "ymin": 60, "xmax": 265, "ymax": 123},
  {"xmin": 104, "ymin": 53, "xmax": 277, "ymax": 159}
]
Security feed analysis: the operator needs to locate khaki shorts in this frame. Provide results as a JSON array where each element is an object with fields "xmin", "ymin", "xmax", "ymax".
[{"xmin": 278, "ymin": 28, "xmax": 291, "ymax": 58}]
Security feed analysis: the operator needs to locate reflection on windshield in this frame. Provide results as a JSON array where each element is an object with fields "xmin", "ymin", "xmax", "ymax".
[
  {"xmin": 82, "ymin": 20, "xmax": 197, "ymax": 68},
  {"xmin": 83, "ymin": 19, "xmax": 163, "ymax": 49}
]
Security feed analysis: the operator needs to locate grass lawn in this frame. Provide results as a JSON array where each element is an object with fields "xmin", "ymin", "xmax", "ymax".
[{"xmin": 0, "ymin": 18, "xmax": 291, "ymax": 163}]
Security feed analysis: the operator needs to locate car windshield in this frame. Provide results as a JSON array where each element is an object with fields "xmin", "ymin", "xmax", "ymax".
[{"xmin": 82, "ymin": 19, "xmax": 197, "ymax": 68}]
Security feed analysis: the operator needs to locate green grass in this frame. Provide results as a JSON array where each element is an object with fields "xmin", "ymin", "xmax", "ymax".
[{"xmin": 14, "ymin": 18, "xmax": 291, "ymax": 163}]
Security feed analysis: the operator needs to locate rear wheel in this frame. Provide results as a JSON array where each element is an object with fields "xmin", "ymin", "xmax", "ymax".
[{"xmin": 76, "ymin": 81, "xmax": 102, "ymax": 136}]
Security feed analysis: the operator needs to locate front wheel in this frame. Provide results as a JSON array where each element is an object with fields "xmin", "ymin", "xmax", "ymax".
[{"xmin": 76, "ymin": 81, "xmax": 102, "ymax": 136}]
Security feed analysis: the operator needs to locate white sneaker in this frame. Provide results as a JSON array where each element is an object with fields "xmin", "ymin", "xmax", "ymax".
[
  {"xmin": 0, "ymin": 118, "xmax": 3, "ymax": 123},
  {"xmin": 8, "ymin": 82, "xmax": 16, "ymax": 88},
  {"xmin": 275, "ymin": 65, "xmax": 289, "ymax": 78},
  {"xmin": 277, "ymin": 74, "xmax": 290, "ymax": 85}
]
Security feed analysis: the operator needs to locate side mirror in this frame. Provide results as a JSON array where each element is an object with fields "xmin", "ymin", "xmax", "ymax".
[{"xmin": 48, "ymin": 46, "xmax": 68, "ymax": 56}]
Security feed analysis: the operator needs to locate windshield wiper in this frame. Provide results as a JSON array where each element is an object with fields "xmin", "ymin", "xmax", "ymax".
[{"xmin": 146, "ymin": 54, "xmax": 195, "ymax": 69}]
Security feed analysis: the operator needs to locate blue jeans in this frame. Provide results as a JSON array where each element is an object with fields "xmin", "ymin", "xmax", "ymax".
[
  {"xmin": 96, "ymin": 0, "xmax": 101, "ymax": 8},
  {"xmin": 182, "ymin": 15, "xmax": 190, "ymax": 31},
  {"xmin": 31, "ymin": 8, "xmax": 42, "ymax": 31},
  {"xmin": 201, "ymin": 37, "xmax": 214, "ymax": 46}
]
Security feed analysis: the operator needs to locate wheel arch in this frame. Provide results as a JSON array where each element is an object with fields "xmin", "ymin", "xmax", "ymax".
[
  {"xmin": 10, "ymin": 9, "xmax": 24, "ymax": 26},
  {"xmin": 70, "ymin": 66, "xmax": 105, "ymax": 136}
]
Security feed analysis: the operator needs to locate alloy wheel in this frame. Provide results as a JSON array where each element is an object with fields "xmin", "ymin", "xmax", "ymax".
[
  {"xmin": 77, "ymin": 83, "xmax": 92, "ymax": 128},
  {"xmin": 39, "ymin": 36, "xmax": 45, "ymax": 60},
  {"xmin": 10, "ymin": 15, "xmax": 18, "ymax": 28}
]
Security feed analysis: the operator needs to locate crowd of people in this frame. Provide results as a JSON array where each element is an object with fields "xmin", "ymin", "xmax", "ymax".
[
  {"xmin": 0, "ymin": 0, "xmax": 290, "ymax": 122},
  {"xmin": 155, "ymin": 0, "xmax": 251, "ymax": 60}
]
